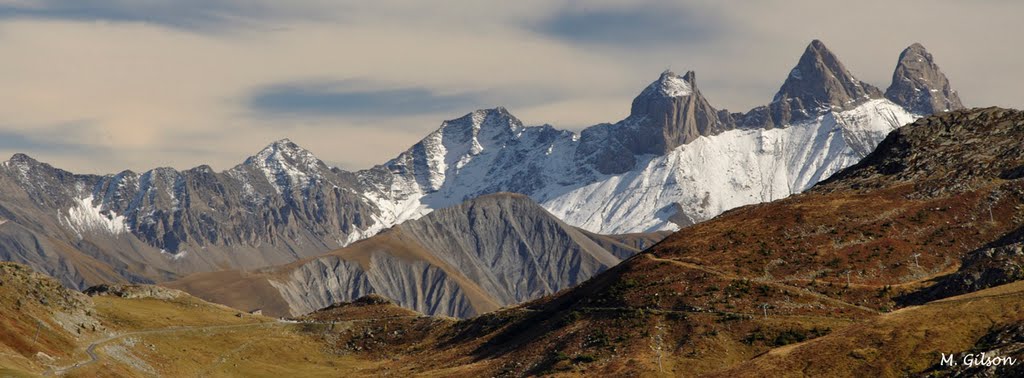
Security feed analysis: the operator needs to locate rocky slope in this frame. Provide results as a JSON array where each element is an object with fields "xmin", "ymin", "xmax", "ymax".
[
  {"xmin": 0, "ymin": 140, "xmax": 381, "ymax": 289},
  {"xmin": 900, "ymin": 226, "xmax": 1024, "ymax": 304},
  {"xmin": 167, "ymin": 193, "xmax": 656, "ymax": 318},
  {"xmin": 0, "ymin": 262, "xmax": 103, "ymax": 374}
]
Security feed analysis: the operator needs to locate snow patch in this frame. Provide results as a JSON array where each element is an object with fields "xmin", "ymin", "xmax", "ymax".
[
  {"xmin": 61, "ymin": 195, "xmax": 129, "ymax": 237},
  {"xmin": 650, "ymin": 71, "xmax": 692, "ymax": 97},
  {"xmin": 160, "ymin": 249, "xmax": 188, "ymax": 261},
  {"xmin": 248, "ymin": 139, "xmax": 323, "ymax": 194}
]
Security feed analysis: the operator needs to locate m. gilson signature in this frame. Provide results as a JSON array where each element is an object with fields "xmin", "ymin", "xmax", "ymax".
[{"xmin": 940, "ymin": 352, "xmax": 1018, "ymax": 368}]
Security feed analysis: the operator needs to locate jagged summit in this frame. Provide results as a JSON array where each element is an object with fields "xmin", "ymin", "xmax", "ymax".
[
  {"xmin": 769, "ymin": 39, "xmax": 883, "ymax": 125},
  {"xmin": 240, "ymin": 138, "xmax": 331, "ymax": 195},
  {"xmin": 8, "ymin": 152, "xmax": 36, "ymax": 163},
  {"xmin": 252, "ymin": 138, "xmax": 306, "ymax": 156},
  {"xmin": 885, "ymin": 43, "xmax": 963, "ymax": 114},
  {"xmin": 438, "ymin": 107, "xmax": 523, "ymax": 136},
  {"xmin": 639, "ymin": 70, "xmax": 694, "ymax": 98},
  {"xmin": 245, "ymin": 138, "xmax": 322, "ymax": 167},
  {"xmin": 623, "ymin": 69, "xmax": 731, "ymax": 151},
  {"xmin": 575, "ymin": 69, "xmax": 733, "ymax": 175}
]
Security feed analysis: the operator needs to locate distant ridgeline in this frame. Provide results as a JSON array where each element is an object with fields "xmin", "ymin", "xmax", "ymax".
[{"xmin": 0, "ymin": 41, "xmax": 963, "ymax": 317}]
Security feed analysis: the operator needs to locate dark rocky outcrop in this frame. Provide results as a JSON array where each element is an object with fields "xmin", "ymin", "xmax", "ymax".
[
  {"xmin": 627, "ymin": 70, "xmax": 734, "ymax": 153},
  {"xmin": 885, "ymin": 43, "xmax": 964, "ymax": 114},
  {"xmin": 900, "ymin": 228, "xmax": 1024, "ymax": 305},
  {"xmin": 577, "ymin": 70, "xmax": 733, "ymax": 174},
  {"xmin": 819, "ymin": 107, "xmax": 1024, "ymax": 196},
  {"xmin": 766, "ymin": 40, "xmax": 883, "ymax": 126}
]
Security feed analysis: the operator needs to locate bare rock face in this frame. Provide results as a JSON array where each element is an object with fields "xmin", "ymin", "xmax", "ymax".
[
  {"xmin": 819, "ymin": 107, "xmax": 1024, "ymax": 195},
  {"xmin": 627, "ymin": 70, "xmax": 734, "ymax": 153},
  {"xmin": 768, "ymin": 40, "xmax": 884, "ymax": 126},
  {"xmin": 83, "ymin": 283, "xmax": 187, "ymax": 300},
  {"xmin": 885, "ymin": 43, "xmax": 964, "ymax": 114},
  {"xmin": 577, "ymin": 70, "xmax": 733, "ymax": 174},
  {"xmin": 175, "ymin": 193, "xmax": 658, "ymax": 318}
]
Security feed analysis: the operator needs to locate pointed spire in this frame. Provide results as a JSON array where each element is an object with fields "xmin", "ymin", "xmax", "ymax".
[
  {"xmin": 885, "ymin": 43, "xmax": 963, "ymax": 114},
  {"xmin": 769, "ymin": 40, "xmax": 882, "ymax": 126}
]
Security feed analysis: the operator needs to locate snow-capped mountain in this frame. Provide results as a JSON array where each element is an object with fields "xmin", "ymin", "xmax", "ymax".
[
  {"xmin": 0, "ymin": 140, "xmax": 381, "ymax": 288},
  {"xmin": 358, "ymin": 40, "xmax": 956, "ymax": 234},
  {"xmin": 0, "ymin": 40, "xmax": 961, "ymax": 290}
]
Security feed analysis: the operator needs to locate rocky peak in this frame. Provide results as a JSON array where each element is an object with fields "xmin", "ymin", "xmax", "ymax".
[
  {"xmin": 7, "ymin": 153, "xmax": 38, "ymax": 165},
  {"xmin": 246, "ymin": 139, "xmax": 324, "ymax": 171},
  {"xmin": 637, "ymin": 70, "xmax": 694, "ymax": 99},
  {"xmin": 770, "ymin": 40, "xmax": 883, "ymax": 125},
  {"xmin": 440, "ymin": 107, "xmax": 523, "ymax": 143},
  {"xmin": 576, "ymin": 69, "xmax": 734, "ymax": 175},
  {"xmin": 3, "ymin": 153, "xmax": 50, "ymax": 174},
  {"xmin": 627, "ymin": 70, "xmax": 732, "ymax": 153},
  {"xmin": 242, "ymin": 138, "xmax": 328, "ymax": 194},
  {"xmin": 885, "ymin": 43, "xmax": 964, "ymax": 115},
  {"xmin": 2, "ymin": 153, "xmax": 72, "ymax": 186}
]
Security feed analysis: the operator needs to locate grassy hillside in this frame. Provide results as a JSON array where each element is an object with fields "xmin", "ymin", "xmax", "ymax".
[
  {"xmin": 0, "ymin": 263, "xmax": 389, "ymax": 377},
  {"xmin": 713, "ymin": 281, "xmax": 1024, "ymax": 377}
]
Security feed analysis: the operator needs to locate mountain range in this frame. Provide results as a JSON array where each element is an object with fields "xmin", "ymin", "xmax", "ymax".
[
  {"xmin": 0, "ymin": 40, "xmax": 962, "ymax": 317},
  {"xmin": 322, "ymin": 106, "xmax": 1024, "ymax": 376},
  {"xmin": 3, "ymin": 105, "xmax": 1022, "ymax": 377}
]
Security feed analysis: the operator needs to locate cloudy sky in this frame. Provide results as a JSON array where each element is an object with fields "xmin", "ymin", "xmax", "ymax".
[{"xmin": 0, "ymin": 0, "xmax": 1020, "ymax": 173}]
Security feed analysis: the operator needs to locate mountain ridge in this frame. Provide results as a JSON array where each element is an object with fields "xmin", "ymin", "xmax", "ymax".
[
  {"xmin": 166, "ymin": 192, "xmax": 661, "ymax": 318},
  {"xmin": 342, "ymin": 106, "xmax": 1023, "ymax": 376},
  {"xmin": 0, "ymin": 40, "xmax": 963, "ymax": 292}
]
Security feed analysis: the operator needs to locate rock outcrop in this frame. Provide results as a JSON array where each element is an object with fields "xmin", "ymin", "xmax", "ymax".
[
  {"xmin": 885, "ymin": 43, "xmax": 964, "ymax": 114},
  {"xmin": 766, "ymin": 40, "xmax": 884, "ymax": 126},
  {"xmin": 576, "ymin": 70, "xmax": 733, "ymax": 174}
]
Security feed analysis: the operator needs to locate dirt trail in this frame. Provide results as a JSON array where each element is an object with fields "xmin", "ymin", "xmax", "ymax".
[
  {"xmin": 644, "ymin": 254, "xmax": 878, "ymax": 313},
  {"xmin": 42, "ymin": 322, "xmax": 278, "ymax": 376},
  {"xmin": 42, "ymin": 315, "xmax": 424, "ymax": 376}
]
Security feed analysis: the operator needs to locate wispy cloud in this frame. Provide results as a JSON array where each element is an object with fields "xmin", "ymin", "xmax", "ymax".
[
  {"xmin": 0, "ymin": 0, "xmax": 326, "ymax": 31},
  {"xmin": 248, "ymin": 80, "xmax": 488, "ymax": 117},
  {"xmin": 0, "ymin": 121, "xmax": 103, "ymax": 162},
  {"xmin": 533, "ymin": 3, "xmax": 723, "ymax": 47}
]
